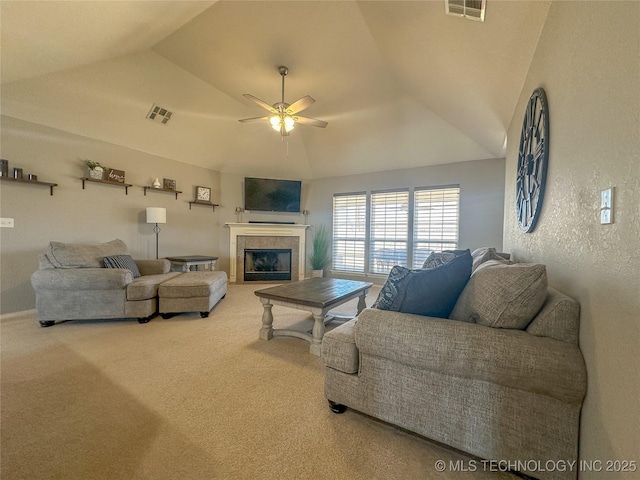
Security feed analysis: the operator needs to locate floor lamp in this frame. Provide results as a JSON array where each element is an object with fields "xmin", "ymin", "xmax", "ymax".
[{"xmin": 146, "ymin": 207, "xmax": 166, "ymax": 259}]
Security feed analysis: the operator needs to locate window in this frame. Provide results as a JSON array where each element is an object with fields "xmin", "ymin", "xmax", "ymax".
[
  {"xmin": 369, "ymin": 190, "xmax": 409, "ymax": 274},
  {"xmin": 413, "ymin": 187, "xmax": 460, "ymax": 268},
  {"xmin": 332, "ymin": 193, "xmax": 366, "ymax": 272},
  {"xmin": 332, "ymin": 186, "xmax": 460, "ymax": 275}
]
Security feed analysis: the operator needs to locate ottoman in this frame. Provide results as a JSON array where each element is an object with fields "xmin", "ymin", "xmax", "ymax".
[{"xmin": 159, "ymin": 271, "xmax": 227, "ymax": 318}]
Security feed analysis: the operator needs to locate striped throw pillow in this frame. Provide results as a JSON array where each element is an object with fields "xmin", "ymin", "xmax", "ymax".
[{"xmin": 103, "ymin": 255, "xmax": 141, "ymax": 278}]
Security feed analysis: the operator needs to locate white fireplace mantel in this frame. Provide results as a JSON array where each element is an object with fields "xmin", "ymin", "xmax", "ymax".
[{"xmin": 226, "ymin": 223, "xmax": 309, "ymax": 282}]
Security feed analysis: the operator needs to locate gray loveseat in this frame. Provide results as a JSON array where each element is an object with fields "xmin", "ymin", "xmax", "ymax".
[
  {"xmin": 322, "ymin": 250, "xmax": 587, "ymax": 480},
  {"xmin": 31, "ymin": 239, "xmax": 182, "ymax": 326}
]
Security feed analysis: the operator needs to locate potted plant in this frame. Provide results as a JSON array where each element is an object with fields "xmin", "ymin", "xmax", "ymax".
[
  {"xmin": 308, "ymin": 224, "xmax": 330, "ymax": 277},
  {"xmin": 84, "ymin": 160, "xmax": 106, "ymax": 180}
]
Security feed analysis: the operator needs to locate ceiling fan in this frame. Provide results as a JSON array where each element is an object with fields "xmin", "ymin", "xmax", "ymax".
[{"xmin": 238, "ymin": 66, "xmax": 328, "ymax": 136}]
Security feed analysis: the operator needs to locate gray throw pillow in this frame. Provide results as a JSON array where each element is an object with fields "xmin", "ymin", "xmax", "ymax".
[
  {"xmin": 450, "ymin": 262, "xmax": 547, "ymax": 329},
  {"xmin": 470, "ymin": 247, "xmax": 511, "ymax": 272},
  {"xmin": 103, "ymin": 254, "xmax": 141, "ymax": 278},
  {"xmin": 373, "ymin": 249, "xmax": 472, "ymax": 318}
]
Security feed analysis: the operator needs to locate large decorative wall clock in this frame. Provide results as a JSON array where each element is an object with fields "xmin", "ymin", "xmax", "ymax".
[{"xmin": 516, "ymin": 87, "xmax": 549, "ymax": 233}]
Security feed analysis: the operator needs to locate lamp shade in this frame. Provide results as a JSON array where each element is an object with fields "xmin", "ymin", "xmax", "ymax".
[{"xmin": 146, "ymin": 207, "xmax": 166, "ymax": 224}]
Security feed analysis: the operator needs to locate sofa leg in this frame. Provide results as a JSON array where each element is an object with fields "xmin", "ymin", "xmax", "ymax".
[
  {"xmin": 160, "ymin": 313, "xmax": 176, "ymax": 319},
  {"xmin": 137, "ymin": 316, "xmax": 152, "ymax": 324},
  {"xmin": 328, "ymin": 400, "xmax": 347, "ymax": 414},
  {"xmin": 39, "ymin": 320, "xmax": 55, "ymax": 328},
  {"xmin": 200, "ymin": 311, "xmax": 210, "ymax": 318}
]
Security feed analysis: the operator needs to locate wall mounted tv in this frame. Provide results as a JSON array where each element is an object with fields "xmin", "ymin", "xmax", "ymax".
[{"xmin": 243, "ymin": 177, "xmax": 302, "ymax": 213}]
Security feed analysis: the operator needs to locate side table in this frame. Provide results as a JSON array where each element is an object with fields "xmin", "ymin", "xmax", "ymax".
[{"xmin": 166, "ymin": 255, "xmax": 218, "ymax": 272}]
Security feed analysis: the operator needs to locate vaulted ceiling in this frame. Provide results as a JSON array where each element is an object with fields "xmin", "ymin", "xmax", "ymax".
[{"xmin": 1, "ymin": 1, "xmax": 550, "ymax": 180}]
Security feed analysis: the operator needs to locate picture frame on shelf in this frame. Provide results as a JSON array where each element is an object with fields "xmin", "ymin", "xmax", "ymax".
[
  {"xmin": 107, "ymin": 169, "xmax": 125, "ymax": 183},
  {"xmin": 163, "ymin": 178, "xmax": 176, "ymax": 191},
  {"xmin": 196, "ymin": 186, "xmax": 211, "ymax": 203}
]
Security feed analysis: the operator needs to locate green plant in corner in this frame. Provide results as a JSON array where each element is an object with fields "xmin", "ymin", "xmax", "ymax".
[{"xmin": 309, "ymin": 224, "xmax": 331, "ymax": 273}]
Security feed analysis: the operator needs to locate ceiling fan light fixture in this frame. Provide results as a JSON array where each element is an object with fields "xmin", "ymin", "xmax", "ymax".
[
  {"xmin": 239, "ymin": 65, "xmax": 327, "ymax": 135},
  {"xmin": 270, "ymin": 114, "xmax": 295, "ymax": 133},
  {"xmin": 284, "ymin": 116, "xmax": 295, "ymax": 131}
]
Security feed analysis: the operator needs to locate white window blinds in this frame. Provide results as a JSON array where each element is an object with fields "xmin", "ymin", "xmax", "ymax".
[
  {"xmin": 369, "ymin": 190, "xmax": 409, "ymax": 274},
  {"xmin": 332, "ymin": 193, "xmax": 366, "ymax": 272},
  {"xmin": 413, "ymin": 186, "xmax": 460, "ymax": 268}
]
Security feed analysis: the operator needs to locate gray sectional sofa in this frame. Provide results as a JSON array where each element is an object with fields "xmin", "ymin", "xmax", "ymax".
[
  {"xmin": 322, "ymin": 249, "xmax": 587, "ymax": 480},
  {"xmin": 31, "ymin": 239, "xmax": 226, "ymax": 326}
]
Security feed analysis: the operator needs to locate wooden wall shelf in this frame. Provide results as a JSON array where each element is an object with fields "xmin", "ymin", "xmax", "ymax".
[
  {"xmin": 144, "ymin": 186, "xmax": 182, "ymax": 199},
  {"xmin": 1, "ymin": 176, "xmax": 58, "ymax": 195},
  {"xmin": 81, "ymin": 177, "xmax": 132, "ymax": 194},
  {"xmin": 189, "ymin": 201, "xmax": 219, "ymax": 212}
]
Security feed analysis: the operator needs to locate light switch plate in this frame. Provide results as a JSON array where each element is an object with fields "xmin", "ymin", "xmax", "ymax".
[
  {"xmin": 0, "ymin": 217, "xmax": 15, "ymax": 228},
  {"xmin": 600, "ymin": 188, "xmax": 614, "ymax": 224}
]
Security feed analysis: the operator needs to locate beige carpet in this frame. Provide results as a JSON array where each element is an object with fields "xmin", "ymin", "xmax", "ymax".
[{"xmin": 1, "ymin": 284, "xmax": 518, "ymax": 480}]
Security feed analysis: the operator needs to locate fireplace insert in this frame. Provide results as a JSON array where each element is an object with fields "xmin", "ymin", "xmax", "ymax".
[{"xmin": 244, "ymin": 249, "xmax": 292, "ymax": 281}]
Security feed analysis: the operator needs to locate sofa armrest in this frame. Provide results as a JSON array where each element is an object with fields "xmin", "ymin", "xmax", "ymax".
[
  {"xmin": 135, "ymin": 259, "xmax": 171, "ymax": 275},
  {"xmin": 31, "ymin": 268, "xmax": 133, "ymax": 291},
  {"xmin": 355, "ymin": 308, "xmax": 587, "ymax": 404}
]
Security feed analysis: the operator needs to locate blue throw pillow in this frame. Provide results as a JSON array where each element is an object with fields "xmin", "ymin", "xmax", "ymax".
[
  {"xmin": 103, "ymin": 254, "xmax": 141, "ymax": 278},
  {"xmin": 374, "ymin": 249, "xmax": 472, "ymax": 318},
  {"xmin": 373, "ymin": 266, "xmax": 413, "ymax": 310}
]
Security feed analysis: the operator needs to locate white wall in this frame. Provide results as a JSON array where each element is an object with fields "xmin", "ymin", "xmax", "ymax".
[
  {"xmin": 0, "ymin": 116, "xmax": 222, "ymax": 313},
  {"xmin": 503, "ymin": 1, "xmax": 639, "ymax": 472}
]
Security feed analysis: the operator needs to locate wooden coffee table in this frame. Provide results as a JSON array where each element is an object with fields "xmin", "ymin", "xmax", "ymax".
[{"xmin": 254, "ymin": 278, "xmax": 373, "ymax": 356}]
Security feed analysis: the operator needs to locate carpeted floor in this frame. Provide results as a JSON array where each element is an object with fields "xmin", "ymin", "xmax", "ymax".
[{"xmin": 1, "ymin": 284, "xmax": 518, "ymax": 480}]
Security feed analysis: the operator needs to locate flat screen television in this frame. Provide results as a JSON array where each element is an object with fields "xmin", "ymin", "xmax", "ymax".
[{"xmin": 244, "ymin": 177, "xmax": 302, "ymax": 213}]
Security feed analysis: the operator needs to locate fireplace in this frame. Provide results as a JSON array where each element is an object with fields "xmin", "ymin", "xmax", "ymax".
[
  {"xmin": 244, "ymin": 249, "xmax": 292, "ymax": 281},
  {"xmin": 226, "ymin": 223, "xmax": 309, "ymax": 283}
]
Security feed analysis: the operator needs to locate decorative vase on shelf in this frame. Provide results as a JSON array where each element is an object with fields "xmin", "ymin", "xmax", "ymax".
[
  {"xmin": 311, "ymin": 269, "xmax": 324, "ymax": 278},
  {"xmin": 89, "ymin": 167, "xmax": 104, "ymax": 180},
  {"xmin": 152, "ymin": 177, "xmax": 162, "ymax": 188}
]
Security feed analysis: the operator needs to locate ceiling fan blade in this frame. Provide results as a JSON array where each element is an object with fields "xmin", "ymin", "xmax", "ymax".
[
  {"xmin": 238, "ymin": 116, "xmax": 270, "ymax": 123},
  {"xmin": 286, "ymin": 95, "xmax": 315, "ymax": 115},
  {"xmin": 242, "ymin": 94, "xmax": 277, "ymax": 113},
  {"xmin": 294, "ymin": 115, "xmax": 328, "ymax": 128}
]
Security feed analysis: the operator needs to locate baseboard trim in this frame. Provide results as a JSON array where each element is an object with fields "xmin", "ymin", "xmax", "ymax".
[{"xmin": 0, "ymin": 308, "xmax": 37, "ymax": 320}]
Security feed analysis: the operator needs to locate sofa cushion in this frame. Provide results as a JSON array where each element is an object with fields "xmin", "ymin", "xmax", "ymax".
[
  {"xmin": 135, "ymin": 259, "xmax": 171, "ymax": 276},
  {"xmin": 471, "ymin": 247, "xmax": 511, "ymax": 272},
  {"xmin": 47, "ymin": 239, "xmax": 128, "ymax": 268},
  {"xmin": 126, "ymin": 272, "xmax": 182, "ymax": 301},
  {"xmin": 450, "ymin": 262, "xmax": 547, "ymax": 329},
  {"xmin": 103, "ymin": 255, "xmax": 141, "ymax": 278},
  {"xmin": 322, "ymin": 319, "xmax": 359, "ymax": 374},
  {"xmin": 373, "ymin": 250, "xmax": 472, "ymax": 318},
  {"xmin": 158, "ymin": 271, "xmax": 228, "ymax": 299}
]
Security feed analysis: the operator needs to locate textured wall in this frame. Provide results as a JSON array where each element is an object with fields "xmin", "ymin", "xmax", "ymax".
[{"xmin": 503, "ymin": 1, "xmax": 640, "ymax": 473}]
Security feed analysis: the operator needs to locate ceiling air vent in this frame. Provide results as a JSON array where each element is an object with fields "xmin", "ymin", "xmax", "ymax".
[
  {"xmin": 146, "ymin": 104, "xmax": 173, "ymax": 125},
  {"xmin": 446, "ymin": 0, "xmax": 486, "ymax": 22}
]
